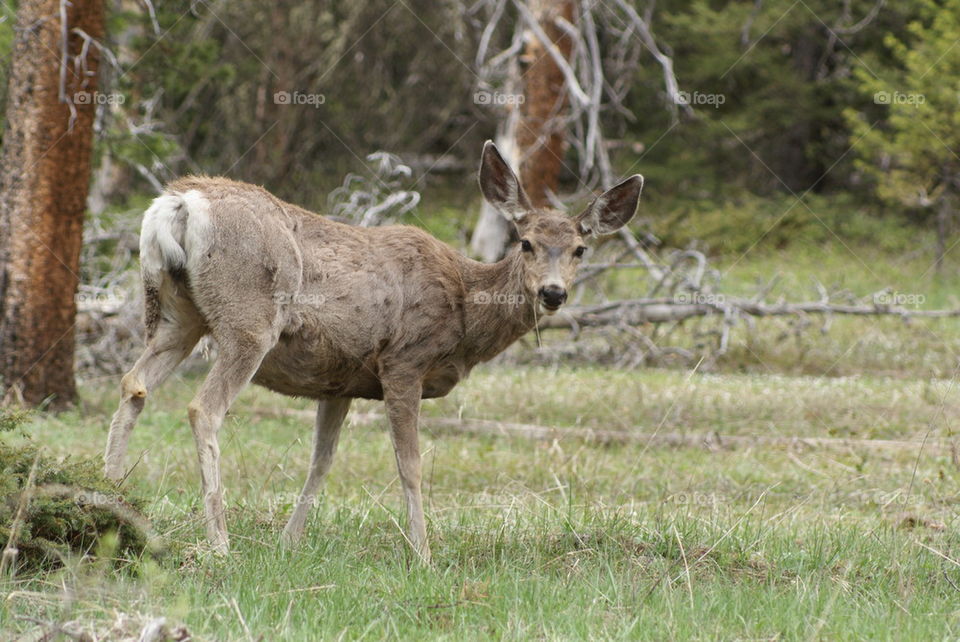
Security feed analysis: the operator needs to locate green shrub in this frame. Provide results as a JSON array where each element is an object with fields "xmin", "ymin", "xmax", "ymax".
[
  {"xmin": 651, "ymin": 192, "xmax": 916, "ymax": 255},
  {"xmin": 0, "ymin": 409, "xmax": 150, "ymax": 574}
]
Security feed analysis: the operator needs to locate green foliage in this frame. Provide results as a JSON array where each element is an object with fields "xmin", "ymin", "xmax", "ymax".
[
  {"xmin": 0, "ymin": 409, "xmax": 149, "ymax": 574},
  {"xmin": 622, "ymin": 0, "xmax": 923, "ymax": 200},
  {"xmin": 61, "ymin": 0, "xmax": 946, "ymax": 247},
  {"xmin": 0, "ymin": 2, "xmax": 19, "ymax": 129},
  {"xmin": 0, "ymin": 407, "xmax": 30, "ymax": 434},
  {"xmin": 847, "ymin": 0, "xmax": 960, "ymax": 209},
  {"xmin": 92, "ymin": 2, "xmax": 224, "ymax": 201},
  {"xmin": 1, "ymin": 0, "xmax": 948, "ymax": 253},
  {"xmin": 104, "ymin": 0, "xmax": 478, "ymax": 206},
  {"xmin": 651, "ymin": 192, "xmax": 913, "ymax": 254},
  {"xmin": 0, "ymin": 3, "xmax": 15, "ymax": 62}
]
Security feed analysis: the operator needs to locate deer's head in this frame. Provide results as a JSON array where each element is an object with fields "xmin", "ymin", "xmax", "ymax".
[{"xmin": 478, "ymin": 140, "xmax": 644, "ymax": 315}]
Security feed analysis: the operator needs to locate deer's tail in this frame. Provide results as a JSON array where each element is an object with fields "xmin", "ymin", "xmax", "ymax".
[{"xmin": 138, "ymin": 190, "xmax": 213, "ymax": 339}]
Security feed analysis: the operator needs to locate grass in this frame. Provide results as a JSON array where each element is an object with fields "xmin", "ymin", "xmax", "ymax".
[
  {"xmin": 2, "ymin": 358, "xmax": 959, "ymax": 639},
  {"xmin": 6, "ymin": 207, "xmax": 960, "ymax": 638}
]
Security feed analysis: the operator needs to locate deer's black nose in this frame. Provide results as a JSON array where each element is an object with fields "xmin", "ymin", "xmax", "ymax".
[{"xmin": 538, "ymin": 285, "xmax": 567, "ymax": 308}]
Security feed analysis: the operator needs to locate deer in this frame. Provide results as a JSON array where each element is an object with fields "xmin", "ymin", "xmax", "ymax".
[{"xmin": 103, "ymin": 141, "xmax": 643, "ymax": 562}]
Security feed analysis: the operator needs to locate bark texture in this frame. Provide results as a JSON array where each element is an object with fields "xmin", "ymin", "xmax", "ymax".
[
  {"xmin": 0, "ymin": 0, "xmax": 105, "ymax": 408},
  {"xmin": 470, "ymin": 0, "xmax": 576, "ymax": 262},
  {"xmin": 514, "ymin": 0, "xmax": 575, "ymax": 206}
]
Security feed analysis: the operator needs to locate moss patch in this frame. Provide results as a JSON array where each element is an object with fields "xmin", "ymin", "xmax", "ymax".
[{"xmin": 0, "ymin": 409, "xmax": 149, "ymax": 574}]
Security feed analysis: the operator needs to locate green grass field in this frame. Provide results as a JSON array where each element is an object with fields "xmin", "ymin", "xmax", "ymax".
[
  {"xmin": 3, "ymin": 366, "xmax": 960, "ymax": 639},
  {"xmin": 3, "ymin": 236, "xmax": 960, "ymax": 640}
]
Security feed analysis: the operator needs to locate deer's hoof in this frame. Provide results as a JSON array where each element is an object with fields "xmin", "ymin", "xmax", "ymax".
[{"xmin": 280, "ymin": 526, "xmax": 304, "ymax": 548}]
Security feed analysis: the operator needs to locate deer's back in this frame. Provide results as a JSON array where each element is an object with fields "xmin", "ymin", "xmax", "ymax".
[{"xmin": 173, "ymin": 177, "xmax": 469, "ymax": 400}]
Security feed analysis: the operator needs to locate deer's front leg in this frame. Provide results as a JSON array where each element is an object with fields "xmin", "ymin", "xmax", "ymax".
[{"xmin": 383, "ymin": 378, "xmax": 430, "ymax": 563}]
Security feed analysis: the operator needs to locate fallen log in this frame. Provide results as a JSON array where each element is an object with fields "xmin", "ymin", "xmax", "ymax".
[
  {"xmin": 250, "ymin": 408, "xmax": 950, "ymax": 453},
  {"xmin": 536, "ymin": 297, "xmax": 960, "ymax": 328}
]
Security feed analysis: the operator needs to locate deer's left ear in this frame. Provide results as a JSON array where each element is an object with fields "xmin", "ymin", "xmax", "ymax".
[{"xmin": 576, "ymin": 175, "xmax": 644, "ymax": 237}]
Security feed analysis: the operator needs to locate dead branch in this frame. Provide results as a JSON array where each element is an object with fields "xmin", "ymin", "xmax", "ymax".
[
  {"xmin": 537, "ymin": 297, "xmax": 960, "ymax": 329},
  {"xmin": 609, "ymin": 0, "xmax": 692, "ymax": 121},
  {"xmin": 510, "ymin": 0, "xmax": 590, "ymax": 107}
]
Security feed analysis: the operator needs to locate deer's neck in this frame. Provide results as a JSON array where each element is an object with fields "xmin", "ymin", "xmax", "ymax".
[{"xmin": 458, "ymin": 248, "xmax": 538, "ymax": 364}]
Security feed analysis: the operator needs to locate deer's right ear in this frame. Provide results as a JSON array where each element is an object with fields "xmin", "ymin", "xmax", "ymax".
[{"xmin": 479, "ymin": 140, "xmax": 533, "ymax": 223}]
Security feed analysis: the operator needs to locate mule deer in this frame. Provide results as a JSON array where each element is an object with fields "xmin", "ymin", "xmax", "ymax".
[{"xmin": 104, "ymin": 141, "xmax": 642, "ymax": 561}]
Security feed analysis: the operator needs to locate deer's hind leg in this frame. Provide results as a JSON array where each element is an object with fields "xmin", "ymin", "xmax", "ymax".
[
  {"xmin": 186, "ymin": 328, "xmax": 277, "ymax": 553},
  {"xmin": 104, "ymin": 315, "xmax": 204, "ymax": 481}
]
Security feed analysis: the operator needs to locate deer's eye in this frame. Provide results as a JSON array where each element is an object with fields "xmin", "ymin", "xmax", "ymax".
[
  {"xmin": 520, "ymin": 239, "xmax": 533, "ymax": 253},
  {"xmin": 573, "ymin": 246, "xmax": 587, "ymax": 258}
]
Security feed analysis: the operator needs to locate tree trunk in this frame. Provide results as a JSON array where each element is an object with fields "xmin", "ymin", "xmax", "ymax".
[
  {"xmin": 470, "ymin": 0, "xmax": 576, "ymax": 262},
  {"xmin": 515, "ymin": 0, "xmax": 575, "ymax": 206},
  {"xmin": 0, "ymin": 0, "xmax": 105, "ymax": 409}
]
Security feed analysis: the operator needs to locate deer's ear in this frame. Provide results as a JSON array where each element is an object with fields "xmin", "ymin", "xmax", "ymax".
[
  {"xmin": 576, "ymin": 175, "xmax": 644, "ymax": 237},
  {"xmin": 478, "ymin": 140, "xmax": 533, "ymax": 223}
]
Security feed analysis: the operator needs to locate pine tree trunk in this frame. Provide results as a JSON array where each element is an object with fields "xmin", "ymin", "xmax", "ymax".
[
  {"xmin": 470, "ymin": 0, "xmax": 576, "ymax": 262},
  {"xmin": 515, "ymin": 0, "xmax": 575, "ymax": 206},
  {"xmin": 0, "ymin": 0, "xmax": 105, "ymax": 409}
]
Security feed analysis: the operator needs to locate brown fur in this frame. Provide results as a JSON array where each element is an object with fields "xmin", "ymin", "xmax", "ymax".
[{"xmin": 103, "ymin": 142, "xmax": 643, "ymax": 561}]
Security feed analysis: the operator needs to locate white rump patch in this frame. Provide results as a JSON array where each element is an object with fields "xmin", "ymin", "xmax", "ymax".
[
  {"xmin": 180, "ymin": 190, "xmax": 213, "ymax": 270},
  {"xmin": 140, "ymin": 194, "xmax": 187, "ymax": 278},
  {"xmin": 139, "ymin": 189, "xmax": 214, "ymax": 280}
]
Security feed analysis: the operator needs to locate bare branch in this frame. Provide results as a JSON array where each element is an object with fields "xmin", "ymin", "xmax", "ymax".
[
  {"xmin": 609, "ymin": 0, "xmax": 692, "ymax": 121},
  {"xmin": 510, "ymin": 0, "xmax": 590, "ymax": 107},
  {"xmin": 538, "ymin": 298, "xmax": 960, "ymax": 329},
  {"xmin": 476, "ymin": 0, "xmax": 509, "ymax": 69}
]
